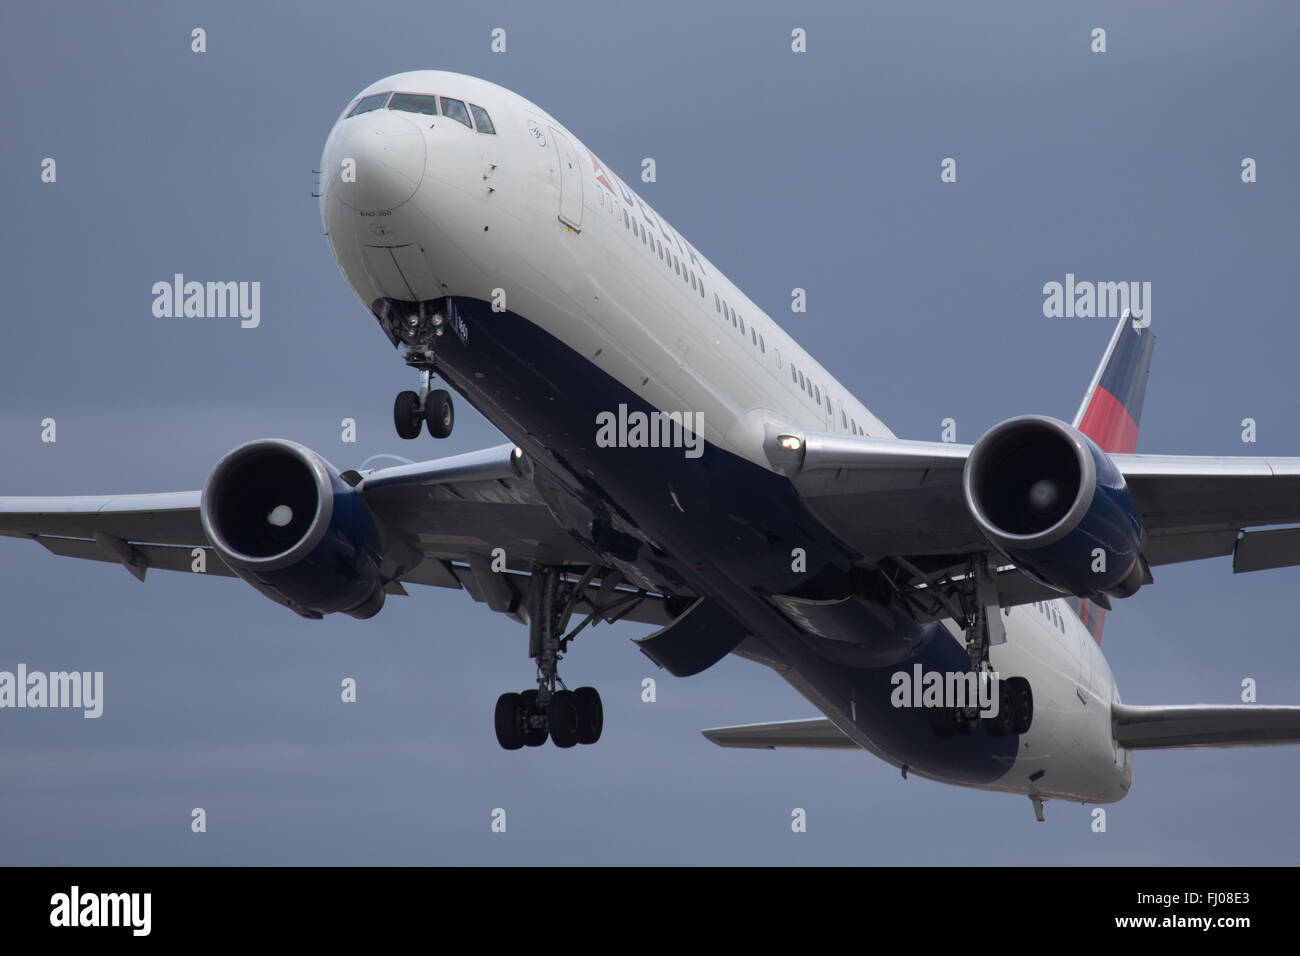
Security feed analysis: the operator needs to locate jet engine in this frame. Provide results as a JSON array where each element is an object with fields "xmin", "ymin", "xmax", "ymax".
[
  {"xmin": 200, "ymin": 439, "xmax": 386, "ymax": 619},
  {"xmin": 962, "ymin": 415, "xmax": 1145, "ymax": 599}
]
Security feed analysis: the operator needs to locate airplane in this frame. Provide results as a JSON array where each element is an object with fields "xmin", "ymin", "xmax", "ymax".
[{"xmin": 5, "ymin": 69, "xmax": 1300, "ymax": 821}]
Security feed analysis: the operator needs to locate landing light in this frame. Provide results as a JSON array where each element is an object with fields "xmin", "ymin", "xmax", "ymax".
[
  {"xmin": 778, "ymin": 435, "xmax": 802, "ymax": 451},
  {"xmin": 512, "ymin": 446, "xmax": 523, "ymax": 459}
]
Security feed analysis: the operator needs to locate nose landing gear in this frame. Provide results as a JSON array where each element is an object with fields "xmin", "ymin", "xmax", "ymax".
[{"xmin": 393, "ymin": 368, "xmax": 455, "ymax": 440}]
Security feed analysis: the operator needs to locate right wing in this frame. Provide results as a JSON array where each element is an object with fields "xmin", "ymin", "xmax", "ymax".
[{"xmin": 0, "ymin": 443, "xmax": 670, "ymax": 627}]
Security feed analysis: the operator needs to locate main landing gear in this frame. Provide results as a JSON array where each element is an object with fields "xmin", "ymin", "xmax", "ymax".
[
  {"xmin": 394, "ymin": 368, "xmax": 454, "ymax": 440},
  {"xmin": 495, "ymin": 566, "xmax": 605, "ymax": 750},
  {"xmin": 913, "ymin": 554, "xmax": 1035, "ymax": 739}
]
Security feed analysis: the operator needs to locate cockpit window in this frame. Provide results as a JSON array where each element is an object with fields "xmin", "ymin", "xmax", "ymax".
[
  {"xmin": 389, "ymin": 92, "xmax": 440, "ymax": 115},
  {"xmin": 439, "ymin": 97, "xmax": 471, "ymax": 128},
  {"xmin": 347, "ymin": 92, "xmax": 389, "ymax": 117},
  {"xmin": 469, "ymin": 104, "xmax": 496, "ymax": 134}
]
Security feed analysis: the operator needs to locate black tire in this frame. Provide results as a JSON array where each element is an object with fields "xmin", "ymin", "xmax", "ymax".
[
  {"xmin": 394, "ymin": 390, "xmax": 422, "ymax": 440},
  {"xmin": 425, "ymin": 388, "xmax": 454, "ymax": 438},
  {"xmin": 494, "ymin": 692, "xmax": 524, "ymax": 750},
  {"xmin": 1009, "ymin": 677, "xmax": 1034, "ymax": 735},
  {"xmin": 984, "ymin": 682, "xmax": 1016, "ymax": 737},
  {"xmin": 519, "ymin": 689, "xmax": 547, "ymax": 747},
  {"xmin": 574, "ymin": 686, "xmax": 603, "ymax": 745},
  {"xmin": 548, "ymin": 689, "xmax": 580, "ymax": 749}
]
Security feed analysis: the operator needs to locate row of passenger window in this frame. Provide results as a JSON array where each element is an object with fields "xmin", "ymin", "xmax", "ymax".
[
  {"xmin": 787, "ymin": 359, "xmax": 866, "ymax": 436},
  {"xmin": 1031, "ymin": 601, "xmax": 1067, "ymax": 634},
  {"xmin": 347, "ymin": 91, "xmax": 495, "ymax": 134},
  {"xmin": 610, "ymin": 187, "xmax": 868, "ymax": 437},
  {"xmin": 620, "ymin": 206, "xmax": 707, "ymax": 304},
  {"xmin": 714, "ymin": 293, "xmax": 764, "ymax": 353}
]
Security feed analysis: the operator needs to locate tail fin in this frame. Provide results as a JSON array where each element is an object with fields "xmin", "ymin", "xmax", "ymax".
[
  {"xmin": 1071, "ymin": 311, "xmax": 1156, "ymax": 642},
  {"xmin": 1072, "ymin": 310, "xmax": 1156, "ymax": 455}
]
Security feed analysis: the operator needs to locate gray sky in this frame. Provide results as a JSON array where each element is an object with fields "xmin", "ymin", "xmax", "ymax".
[{"xmin": 1, "ymin": 0, "xmax": 1298, "ymax": 864}]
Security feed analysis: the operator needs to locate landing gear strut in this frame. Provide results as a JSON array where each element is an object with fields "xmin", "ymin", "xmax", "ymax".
[
  {"xmin": 393, "ymin": 367, "xmax": 454, "ymax": 440},
  {"xmin": 905, "ymin": 554, "xmax": 1035, "ymax": 738},
  {"xmin": 495, "ymin": 565, "xmax": 604, "ymax": 750}
]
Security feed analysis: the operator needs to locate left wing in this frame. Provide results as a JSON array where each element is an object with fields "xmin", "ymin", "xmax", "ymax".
[
  {"xmin": 702, "ymin": 717, "xmax": 860, "ymax": 750},
  {"xmin": 783, "ymin": 432, "xmax": 1300, "ymax": 574},
  {"xmin": 1113, "ymin": 703, "xmax": 1300, "ymax": 749}
]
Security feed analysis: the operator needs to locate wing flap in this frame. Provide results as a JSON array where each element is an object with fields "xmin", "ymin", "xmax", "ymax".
[
  {"xmin": 1112, "ymin": 703, "xmax": 1300, "ymax": 749},
  {"xmin": 32, "ymin": 536, "xmax": 235, "ymax": 579},
  {"xmin": 702, "ymin": 717, "xmax": 860, "ymax": 750}
]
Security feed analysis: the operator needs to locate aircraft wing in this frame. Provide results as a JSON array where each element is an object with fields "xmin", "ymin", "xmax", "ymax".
[
  {"xmin": 778, "ymin": 431, "xmax": 1300, "ymax": 617},
  {"xmin": 1112, "ymin": 703, "xmax": 1300, "ymax": 749},
  {"xmin": 701, "ymin": 717, "xmax": 860, "ymax": 750},
  {"xmin": 788, "ymin": 433, "xmax": 1300, "ymax": 568},
  {"xmin": 0, "ymin": 443, "xmax": 670, "ymax": 627}
]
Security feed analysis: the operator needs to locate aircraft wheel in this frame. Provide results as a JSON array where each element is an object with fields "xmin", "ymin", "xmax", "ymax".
[
  {"xmin": 425, "ymin": 388, "xmax": 454, "ymax": 438},
  {"xmin": 1008, "ymin": 677, "xmax": 1034, "ymax": 735},
  {"xmin": 574, "ymin": 686, "xmax": 603, "ymax": 745},
  {"xmin": 494, "ymin": 692, "xmax": 524, "ymax": 750},
  {"xmin": 519, "ymin": 689, "xmax": 547, "ymax": 747},
  {"xmin": 984, "ymin": 681, "xmax": 1017, "ymax": 737},
  {"xmin": 548, "ymin": 689, "xmax": 580, "ymax": 749},
  {"xmin": 394, "ymin": 390, "xmax": 422, "ymax": 440}
]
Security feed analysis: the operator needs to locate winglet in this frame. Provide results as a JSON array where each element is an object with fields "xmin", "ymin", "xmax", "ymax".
[{"xmin": 1071, "ymin": 310, "xmax": 1156, "ymax": 455}]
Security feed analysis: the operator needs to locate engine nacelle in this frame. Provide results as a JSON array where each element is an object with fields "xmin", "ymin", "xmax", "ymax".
[
  {"xmin": 962, "ymin": 415, "xmax": 1145, "ymax": 599},
  {"xmin": 200, "ymin": 439, "xmax": 386, "ymax": 619}
]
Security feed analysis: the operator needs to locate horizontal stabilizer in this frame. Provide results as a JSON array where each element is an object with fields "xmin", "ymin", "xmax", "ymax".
[
  {"xmin": 701, "ymin": 717, "xmax": 859, "ymax": 750},
  {"xmin": 1113, "ymin": 702, "xmax": 1300, "ymax": 750}
]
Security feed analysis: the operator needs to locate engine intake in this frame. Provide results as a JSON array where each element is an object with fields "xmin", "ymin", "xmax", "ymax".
[
  {"xmin": 201, "ymin": 439, "xmax": 386, "ymax": 618},
  {"xmin": 963, "ymin": 416, "xmax": 1145, "ymax": 599}
]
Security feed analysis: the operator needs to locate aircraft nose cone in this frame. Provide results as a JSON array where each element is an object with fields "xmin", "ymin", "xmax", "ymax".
[{"xmin": 327, "ymin": 111, "xmax": 425, "ymax": 212}]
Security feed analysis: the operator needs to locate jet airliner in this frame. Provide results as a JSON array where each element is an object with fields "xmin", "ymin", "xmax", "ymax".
[{"xmin": 6, "ymin": 70, "xmax": 1300, "ymax": 820}]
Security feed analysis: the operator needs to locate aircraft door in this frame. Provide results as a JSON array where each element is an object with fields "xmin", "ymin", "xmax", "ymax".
[{"xmin": 550, "ymin": 127, "xmax": 583, "ymax": 231}]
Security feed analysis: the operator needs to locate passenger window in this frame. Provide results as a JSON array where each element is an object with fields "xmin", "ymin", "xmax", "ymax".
[
  {"xmin": 674, "ymin": 257, "xmax": 680, "ymax": 275},
  {"xmin": 468, "ymin": 104, "xmax": 496, "ymax": 133},
  {"xmin": 715, "ymin": 293, "xmax": 721, "ymax": 312},
  {"xmin": 759, "ymin": 334, "xmax": 765, "ymax": 352},
  {"xmin": 798, "ymin": 370, "xmax": 806, "ymax": 389},
  {"xmin": 739, "ymin": 316, "xmax": 745, "ymax": 334},
  {"xmin": 439, "ymin": 97, "xmax": 472, "ymax": 127},
  {"xmin": 347, "ymin": 92, "xmax": 389, "ymax": 116},
  {"xmin": 750, "ymin": 327, "xmax": 756, "ymax": 346},
  {"xmin": 623, "ymin": 210, "xmax": 630, "ymax": 228},
  {"xmin": 657, "ymin": 240, "xmax": 663, "ymax": 259},
  {"xmin": 389, "ymin": 92, "xmax": 439, "ymax": 115},
  {"xmin": 791, "ymin": 365, "xmax": 798, "ymax": 383},
  {"xmin": 814, "ymin": 385, "xmax": 820, "ymax": 403},
  {"xmin": 691, "ymin": 273, "xmax": 697, "ymax": 290},
  {"xmin": 841, "ymin": 411, "xmax": 848, "ymax": 429}
]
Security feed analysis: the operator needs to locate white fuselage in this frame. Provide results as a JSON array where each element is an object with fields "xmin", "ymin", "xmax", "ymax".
[{"xmin": 319, "ymin": 70, "xmax": 1131, "ymax": 805}]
